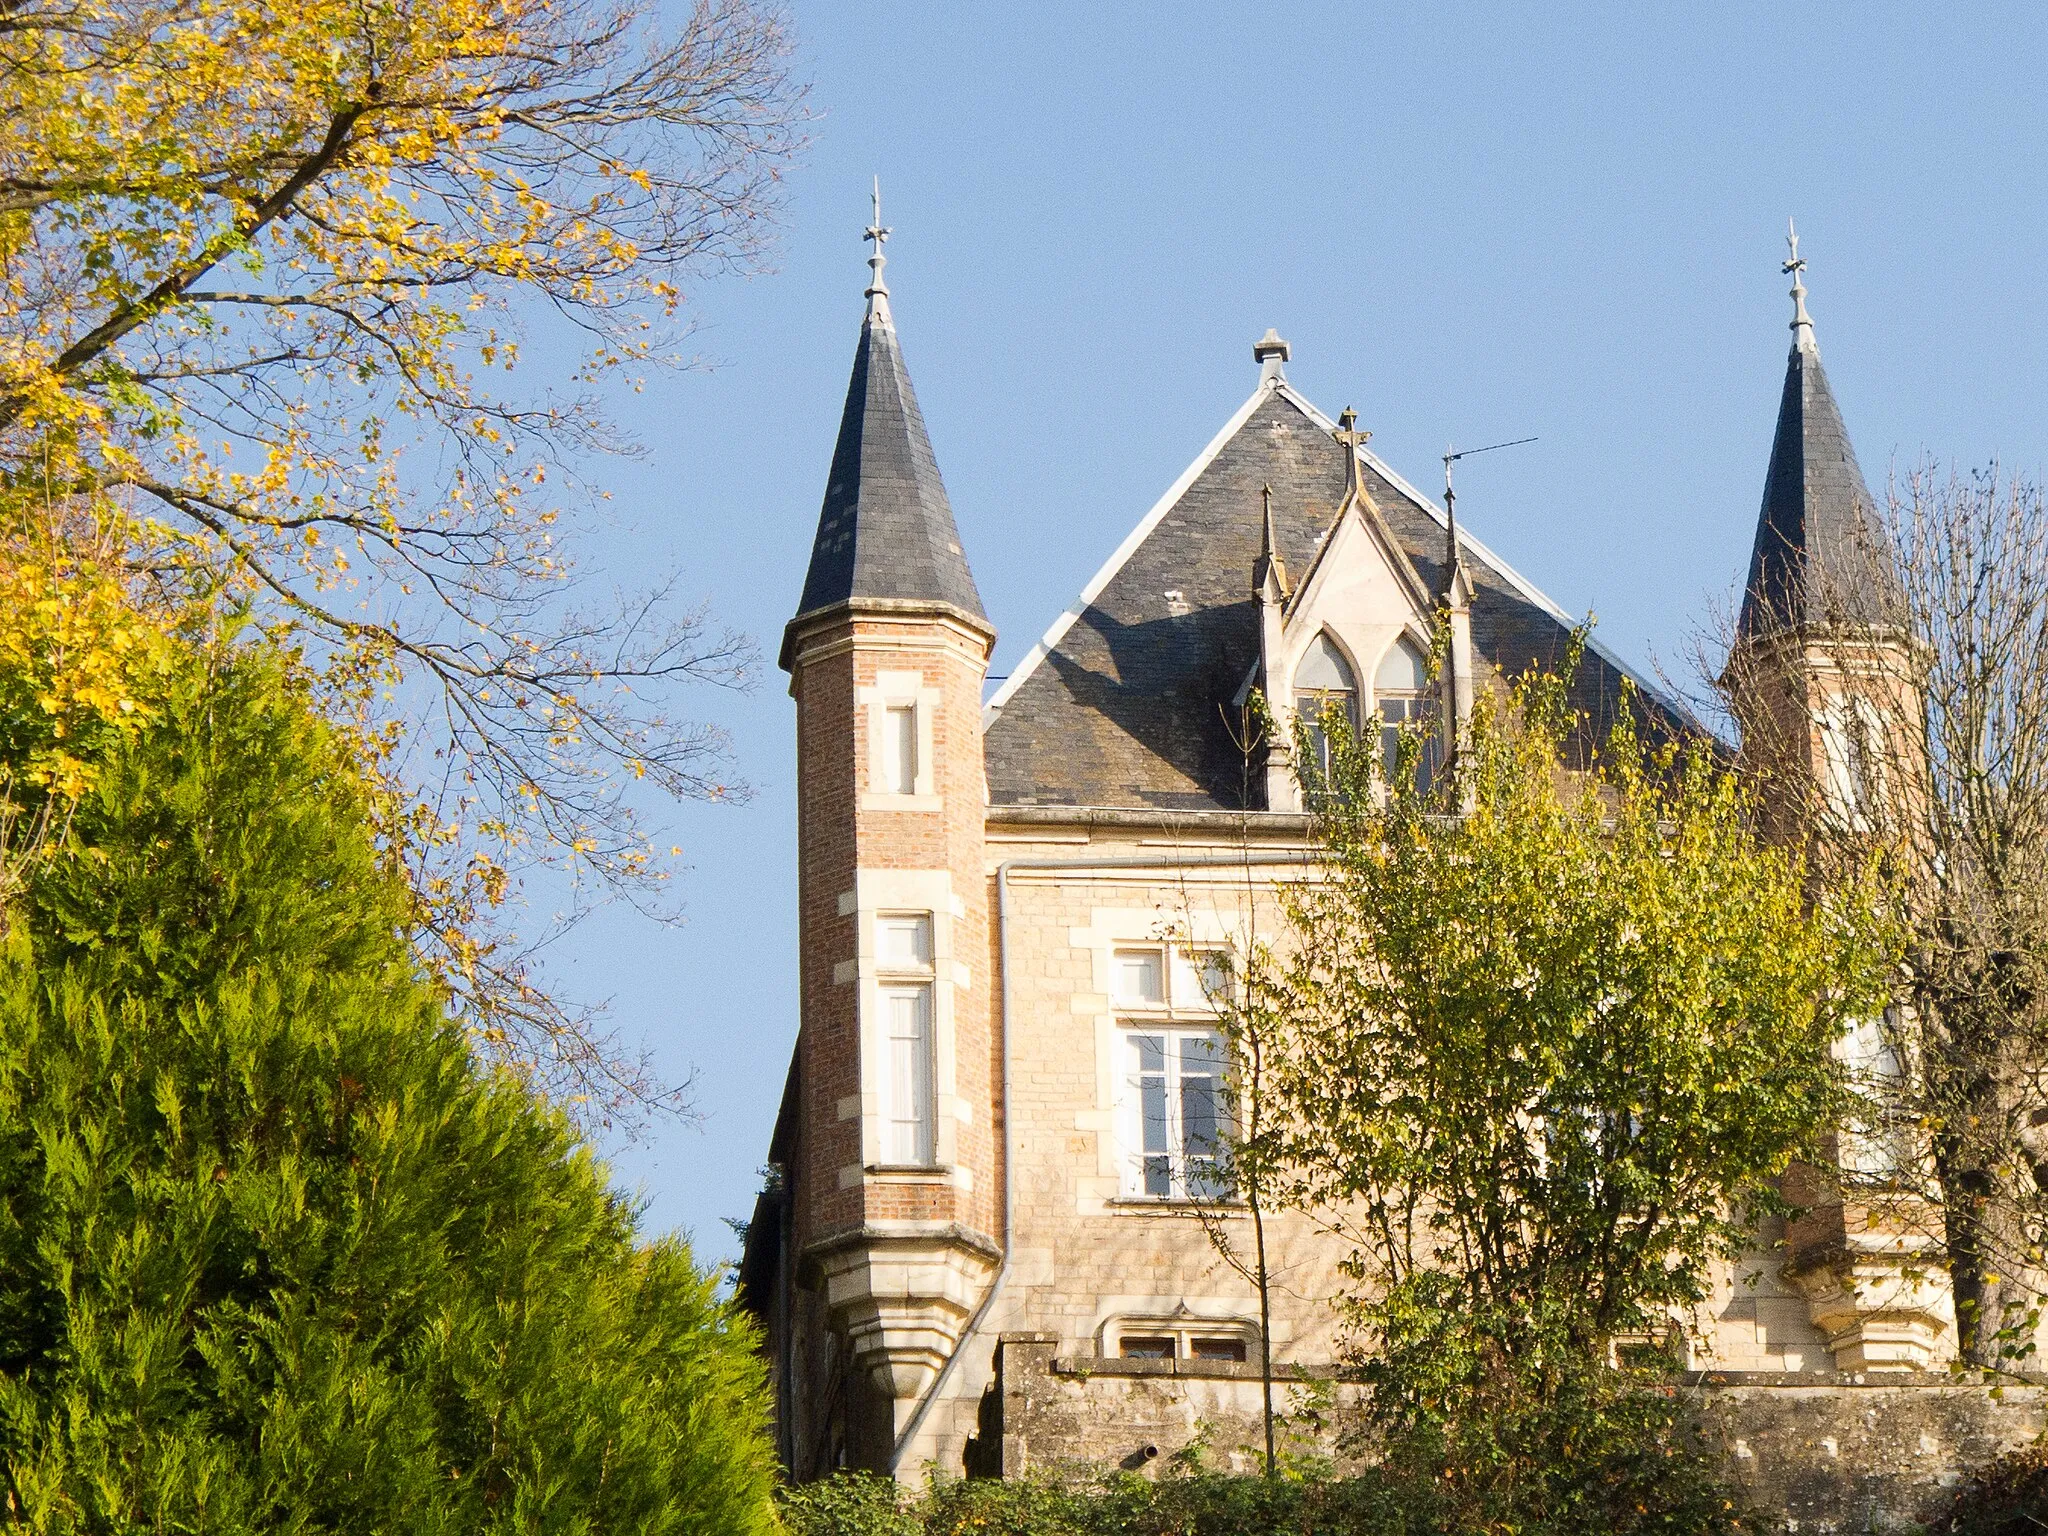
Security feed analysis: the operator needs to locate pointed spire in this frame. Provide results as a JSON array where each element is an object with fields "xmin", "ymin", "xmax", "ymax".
[
  {"xmin": 1440, "ymin": 447, "xmax": 1474, "ymax": 610},
  {"xmin": 1253, "ymin": 483, "xmax": 1289, "ymax": 601},
  {"xmin": 1737, "ymin": 229, "xmax": 1905, "ymax": 643},
  {"xmin": 1785, "ymin": 218, "xmax": 1815, "ymax": 354},
  {"xmin": 783, "ymin": 196, "xmax": 988, "ymax": 663},
  {"xmin": 864, "ymin": 177, "xmax": 892, "ymax": 324}
]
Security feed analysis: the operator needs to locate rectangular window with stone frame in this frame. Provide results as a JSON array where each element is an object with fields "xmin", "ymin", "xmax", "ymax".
[{"xmin": 1112, "ymin": 945, "xmax": 1232, "ymax": 1200}]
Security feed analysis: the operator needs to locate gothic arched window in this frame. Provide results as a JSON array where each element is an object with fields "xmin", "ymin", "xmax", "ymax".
[
  {"xmin": 1375, "ymin": 634, "xmax": 1438, "ymax": 792},
  {"xmin": 1294, "ymin": 631, "xmax": 1357, "ymax": 783}
]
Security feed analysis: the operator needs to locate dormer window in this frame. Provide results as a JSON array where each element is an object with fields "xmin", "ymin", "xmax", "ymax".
[
  {"xmin": 1374, "ymin": 634, "xmax": 1438, "ymax": 793},
  {"xmin": 1294, "ymin": 631, "xmax": 1358, "ymax": 783}
]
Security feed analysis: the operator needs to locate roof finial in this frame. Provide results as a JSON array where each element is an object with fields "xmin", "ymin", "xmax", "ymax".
[
  {"xmin": 1784, "ymin": 218, "xmax": 1814, "ymax": 353},
  {"xmin": 1253, "ymin": 328, "xmax": 1291, "ymax": 384},
  {"xmin": 864, "ymin": 177, "xmax": 893, "ymax": 323},
  {"xmin": 1334, "ymin": 406, "xmax": 1370, "ymax": 504}
]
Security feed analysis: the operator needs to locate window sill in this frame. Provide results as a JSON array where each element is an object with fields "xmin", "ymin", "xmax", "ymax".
[
  {"xmin": 1054, "ymin": 1355, "xmax": 1309, "ymax": 1382},
  {"xmin": 1105, "ymin": 1196, "xmax": 1246, "ymax": 1215},
  {"xmin": 866, "ymin": 1163, "xmax": 953, "ymax": 1183}
]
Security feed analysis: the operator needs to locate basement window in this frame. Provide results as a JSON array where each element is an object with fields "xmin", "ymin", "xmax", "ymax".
[
  {"xmin": 1106, "ymin": 1317, "xmax": 1259, "ymax": 1365},
  {"xmin": 1118, "ymin": 1336, "xmax": 1176, "ymax": 1360}
]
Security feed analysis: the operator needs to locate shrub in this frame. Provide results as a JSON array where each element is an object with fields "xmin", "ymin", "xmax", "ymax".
[
  {"xmin": 1936, "ymin": 1439, "xmax": 2048, "ymax": 1536},
  {"xmin": 0, "ymin": 642, "xmax": 780, "ymax": 1533}
]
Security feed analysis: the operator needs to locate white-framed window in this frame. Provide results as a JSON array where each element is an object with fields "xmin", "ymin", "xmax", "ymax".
[
  {"xmin": 1838, "ymin": 1004, "xmax": 1914, "ymax": 1178},
  {"xmin": 1821, "ymin": 693, "xmax": 1884, "ymax": 827},
  {"xmin": 877, "ymin": 913, "xmax": 935, "ymax": 1166},
  {"xmin": 1112, "ymin": 944, "xmax": 1232, "ymax": 1199},
  {"xmin": 1123, "ymin": 1028, "xmax": 1230, "ymax": 1198},
  {"xmin": 881, "ymin": 703, "xmax": 918, "ymax": 796},
  {"xmin": 1374, "ymin": 633, "xmax": 1439, "ymax": 793}
]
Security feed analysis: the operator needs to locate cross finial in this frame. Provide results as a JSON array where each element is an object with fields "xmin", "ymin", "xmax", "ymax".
[
  {"xmin": 1783, "ymin": 217, "xmax": 1814, "ymax": 351},
  {"xmin": 1334, "ymin": 407, "xmax": 1370, "ymax": 503},
  {"xmin": 864, "ymin": 176, "xmax": 893, "ymax": 321}
]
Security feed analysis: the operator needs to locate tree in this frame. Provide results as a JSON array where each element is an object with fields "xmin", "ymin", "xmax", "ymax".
[
  {"xmin": 0, "ymin": 0, "xmax": 805, "ymax": 1107},
  {"xmin": 0, "ymin": 637, "xmax": 781, "ymax": 1532},
  {"xmin": 1233, "ymin": 654, "xmax": 1892, "ymax": 1520},
  {"xmin": 1720, "ymin": 465, "xmax": 2048, "ymax": 1371}
]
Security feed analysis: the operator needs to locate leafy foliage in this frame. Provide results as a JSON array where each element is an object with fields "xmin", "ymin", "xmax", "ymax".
[
  {"xmin": 778, "ymin": 1453, "xmax": 1764, "ymax": 1536},
  {"xmin": 0, "ymin": 0, "xmax": 806, "ymax": 1109},
  {"xmin": 0, "ymin": 641, "xmax": 779, "ymax": 1532},
  {"xmin": 1207, "ymin": 646, "xmax": 1894, "ymax": 1529}
]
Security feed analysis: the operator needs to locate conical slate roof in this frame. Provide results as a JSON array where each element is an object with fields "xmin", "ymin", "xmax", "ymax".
[
  {"xmin": 787, "ymin": 306, "xmax": 987, "ymax": 643},
  {"xmin": 1737, "ymin": 324, "xmax": 1906, "ymax": 642}
]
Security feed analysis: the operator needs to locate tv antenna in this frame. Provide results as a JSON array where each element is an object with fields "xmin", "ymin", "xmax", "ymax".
[{"xmin": 1441, "ymin": 435, "xmax": 1537, "ymax": 573}]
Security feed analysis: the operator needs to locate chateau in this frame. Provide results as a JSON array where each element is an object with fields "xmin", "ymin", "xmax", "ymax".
[{"xmin": 737, "ymin": 228, "xmax": 2045, "ymax": 1526}]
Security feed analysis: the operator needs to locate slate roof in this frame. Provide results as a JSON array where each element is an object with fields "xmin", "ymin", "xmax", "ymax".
[
  {"xmin": 787, "ymin": 306, "xmax": 987, "ymax": 646},
  {"xmin": 983, "ymin": 380, "xmax": 1689, "ymax": 811},
  {"xmin": 1736, "ymin": 335, "xmax": 1907, "ymax": 642}
]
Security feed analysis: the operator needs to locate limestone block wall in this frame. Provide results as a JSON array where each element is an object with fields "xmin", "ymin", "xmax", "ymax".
[
  {"xmin": 882, "ymin": 812, "xmax": 2041, "ymax": 1517},
  {"xmin": 997, "ymin": 1339, "xmax": 2045, "ymax": 1531}
]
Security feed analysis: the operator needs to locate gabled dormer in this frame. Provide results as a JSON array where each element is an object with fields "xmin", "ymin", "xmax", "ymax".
[{"xmin": 1260, "ymin": 408, "xmax": 1440, "ymax": 810}]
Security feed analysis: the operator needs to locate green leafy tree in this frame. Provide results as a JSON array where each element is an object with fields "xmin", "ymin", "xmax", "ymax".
[
  {"xmin": 0, "ymin": 641, "xmax": 779, "ymax": 1533},
  {"xmin": 1230, "ymin": 651, "xmax": 1894, "ymax": 1529}
]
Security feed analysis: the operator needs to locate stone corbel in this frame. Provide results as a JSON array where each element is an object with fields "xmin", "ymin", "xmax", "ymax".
[
  {"xmin": 1784, "ymin": 1182, "xmax": 1949, "ymax": 1373},
  {"xmin": 809, "ymin": 1224, "xmax": 1001, "ymax": 1419}
]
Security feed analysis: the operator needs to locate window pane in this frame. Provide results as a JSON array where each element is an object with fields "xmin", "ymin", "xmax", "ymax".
[
  {"xmin": 1143, "ymin": 1155, "xmax": 1172, "ymax": 1198},
  {"xmin": 883, "ymin": 704, "xmax": 917, "ymax": 794},
  {"xmin": 884, "ymin": 984, "xmax": 933, "ymax": 1164},
  {"xmin": 1182, "ymin": 1074, "xmax": 1218, "ymax": 1155},
  {"xmin": 1191, "ymin": 1337, "xmax": 1248, "ymax": 1363},
  {"xmin": 1375, "ymin": 634, "xmax": 1429, "ymax": 692},
  {"xmin": 1120, "ymin": 1336, "xmax": 1175, "ymax": 1359},
  {"xmin": 878, "ymin": 914, "xmax": 933, "ymax": 968},
  {"xmin": 1114, "ymin": 950, "xmax": 1165, "ymax": 1006},
  {"xmin": 1296, "ymin": 632, "xmax": 1357, "ymax": 692},
  {"xmin": 1141, "ymin": 1075, "xmax": 1169, "ymax": 1155},
  {"xmin": 1186, "ymin": 1154, "xmax": 1233, "ymax": 1202}
]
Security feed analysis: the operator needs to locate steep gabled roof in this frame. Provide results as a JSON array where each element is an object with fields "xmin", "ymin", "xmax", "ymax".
[
  {"xmin": 983, "ymin": 375, "xmax": 1685, "ymax": 811},
  {"xmin": 784, "ymin": 300, "xmax": 987, "ymax": 659},
  {"xmin": 1737, "ymin": 275, "xmax": 1907, "ymax": 643}
]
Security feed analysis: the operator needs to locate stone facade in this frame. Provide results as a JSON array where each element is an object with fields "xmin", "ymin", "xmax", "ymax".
[{"xmin": 733, "ymin": 250, "xmax": 2048, "ymax": 1529}]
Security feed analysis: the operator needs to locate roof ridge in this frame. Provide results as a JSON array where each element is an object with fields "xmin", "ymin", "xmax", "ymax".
[{"xmin": 983, "ymin": 374, "xmax": 1284, "ymax": 719}]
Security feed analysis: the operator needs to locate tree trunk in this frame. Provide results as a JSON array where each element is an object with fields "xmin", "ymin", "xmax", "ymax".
[{"xmin": 1929, "ymin": 977, "xmax": 2038, "ymax": 1370}]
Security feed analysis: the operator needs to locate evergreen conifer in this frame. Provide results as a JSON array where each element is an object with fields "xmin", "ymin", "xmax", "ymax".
[{"xmin": 0, "ymin": 644, "xmax": 778, "ymax": 1532}]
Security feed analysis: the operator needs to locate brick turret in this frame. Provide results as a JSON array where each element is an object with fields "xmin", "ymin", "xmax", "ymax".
[
  {"xmin": 778, "ymin": 209, "xmax": 999, "ymax": 1470},
  {"xmin": 1727, "ymin": 227, "xmax": 1936, "ymax": 1373}
]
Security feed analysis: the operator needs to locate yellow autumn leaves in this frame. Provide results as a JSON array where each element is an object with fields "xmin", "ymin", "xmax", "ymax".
[{"xmin": 0, "ymin": 0, "xmax": 799, "ymax": 1110}]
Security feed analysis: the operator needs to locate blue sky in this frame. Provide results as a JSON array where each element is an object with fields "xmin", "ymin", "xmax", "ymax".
[{"xmin": 531, "ymin": 3, "xmax": 2048, "ymax": 1266}]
